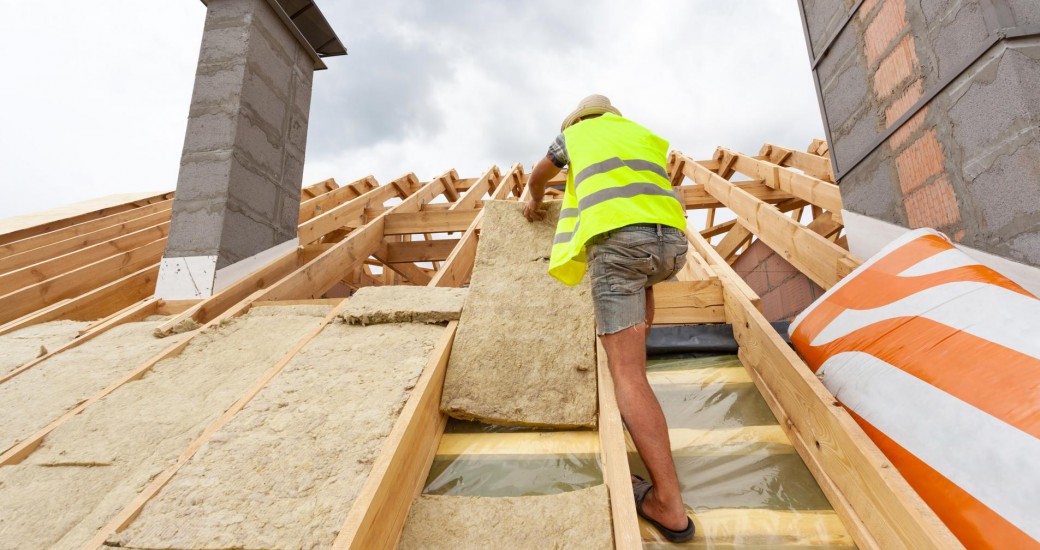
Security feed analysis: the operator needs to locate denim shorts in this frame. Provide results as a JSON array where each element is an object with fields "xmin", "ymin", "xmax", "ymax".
[{"xmin": 586, "ymin": 224, "xmax": 688, "ymax": 335}]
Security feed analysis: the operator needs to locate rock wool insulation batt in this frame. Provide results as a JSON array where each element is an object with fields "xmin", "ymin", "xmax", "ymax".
[
  {"xmin": 0, "ymin": 318, "xmax": 178, "ymax": 454},
  {"xmin": 340, "ymin": 286, "xmax": 467, "ymax": 325},
  {"xmin": 440, "ymin": 200, "xmax": 597, "ymax": 427},
  {"xmin": 108, "ymin": 321, "xmax": 443, "ymax": 549},
  {"xmin": 399, "ymin": 484, "xmax": 613, "ymax": 549},
  {"xmin": 0, "ymin": 319, "xmax": 90, "ymax": 376},
  {"xmin": 0, "ymin": 305, "xmax": 329, "ymax": 550}
]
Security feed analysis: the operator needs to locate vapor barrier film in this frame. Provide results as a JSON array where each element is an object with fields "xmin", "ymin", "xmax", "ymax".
[
  {"xmin": 422, "ymin": 419, "xmax": 602, "ymax": 497},
  {"xmin": 634, "ymin": 355, "xmax": 856, "ymax": 549}
]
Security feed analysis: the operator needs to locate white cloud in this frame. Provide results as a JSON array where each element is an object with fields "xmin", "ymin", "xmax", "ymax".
[{"xmin": 0, "ymin": 0, "xmax": 824, "ymax": 221}]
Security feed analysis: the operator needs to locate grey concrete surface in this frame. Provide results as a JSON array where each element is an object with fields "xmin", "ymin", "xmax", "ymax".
[
  {"xmin": 165, "ymin": 0, "xmax": 316, "ymax": 269},
  {"xmin": 799, "ymin": 0, "xmax": 1040, "ymax": 267}
]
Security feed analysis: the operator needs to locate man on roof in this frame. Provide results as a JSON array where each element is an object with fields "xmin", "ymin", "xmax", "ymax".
[{"xmin": 523, "ymin": 94, "xmax": 695, "ymax": 542}]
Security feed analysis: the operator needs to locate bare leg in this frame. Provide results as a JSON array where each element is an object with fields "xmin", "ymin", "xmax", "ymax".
[{"xmin": 601, "ymin": 322, "xmax": 688, "ymax": 530}]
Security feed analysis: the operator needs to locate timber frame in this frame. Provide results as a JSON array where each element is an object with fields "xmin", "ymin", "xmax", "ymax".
[{"xmin": 0, "ymin": 141, "xmax": 962, "ymax": 549}]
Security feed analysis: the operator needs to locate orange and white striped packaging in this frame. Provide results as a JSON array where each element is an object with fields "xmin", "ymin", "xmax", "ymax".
[{"xmin": 789, "ymin": 228, "xmax": 1040, "ymax": 550}]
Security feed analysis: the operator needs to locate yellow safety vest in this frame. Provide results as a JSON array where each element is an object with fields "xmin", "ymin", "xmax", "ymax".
[{"xmin": 548, "ymin": 113, "xmax": 687, "ymax": 285}]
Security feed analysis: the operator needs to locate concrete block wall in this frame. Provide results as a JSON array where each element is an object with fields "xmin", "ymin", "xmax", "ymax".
[
  {"xmin": 800, "ymin": 0, "xmax": 1040, "ymax": 267},
  {"xmin": 165, "ymin": 0, "xmax": 314, "ymax": 270},
  {"xmin": 731, "ymin": 240, "xmax": 825, "ymax": 322}
]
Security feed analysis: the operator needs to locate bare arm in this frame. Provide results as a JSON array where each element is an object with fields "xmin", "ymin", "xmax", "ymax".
[{"xmin": 523, "ymin": 155, "xmax": 562, "ymax": 222}]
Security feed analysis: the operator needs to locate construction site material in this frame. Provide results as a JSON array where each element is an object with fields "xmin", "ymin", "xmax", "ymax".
[
  {"xmin": 642, "ymin": 509, "xmax": 853, "ymax": 548},
  {"xmin": 629, "ymin": 354, "xmax": 851, "ymax": 548},
  {"xmin": 646, "ymin": 323, "xmax": 791, "ymax": 356},
  {"xmin": 0, "ymin": 305, "xmax": 329, "ymax": 550},
  {"xmin": 441, "ymin": 200, "xmax": 596, "ymax": 428},
  {"xmin": 423, "ymin": 421, "xmax": 602, "ymax": 498},
  {"xmin": 398, "ymin": 484, "xmax": 613, "ymax": 550},
  {"xmin": 790, "ymin": 228, "xmax": 1040, "ymax": 549},
  {"xmin": 0, "ymin": 318, "xmax": 175, "ymax": 454},
  {"xmin": 109, "ymin": 321, "xmax": 443, "ymax": 550},
  {"xmin": 0, "ymin": 319, "xmax": 89, "ymax": 376},
  {"xmin": 340, "ymin": 286, "xmax": 467, "ymax": 325}
]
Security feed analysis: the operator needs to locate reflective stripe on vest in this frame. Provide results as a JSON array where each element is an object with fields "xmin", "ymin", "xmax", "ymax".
[{"xmin": 547, "ymin": 113, "xmax": 687, "ymax": 286}]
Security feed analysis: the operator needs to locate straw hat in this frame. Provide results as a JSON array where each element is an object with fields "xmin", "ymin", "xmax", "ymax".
[{"xmin": 560, "ymin": 94, "xmax": 622, "ymax": 131}]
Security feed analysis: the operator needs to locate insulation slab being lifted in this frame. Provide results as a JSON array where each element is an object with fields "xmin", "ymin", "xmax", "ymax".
[
  {"xmin": 399, "ymin": 484, "xmax": 613, "ymax": 549},
  {"xmin": 108, "ymin": 321, "xmax": 444, "ymax": 550},
  {"xmin": 340, "ymin": 286, "xmax": 467, "ymax": 325},
  {"xmin": 0, "ymin": 305, "xmax": 330, "ymax": 550},
  {"xmin": 440, "ymin": 201, "xmax": 596, "ymax": 428}
]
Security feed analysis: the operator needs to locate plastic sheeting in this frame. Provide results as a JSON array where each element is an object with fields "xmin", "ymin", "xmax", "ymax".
[
  {"xmin": 646, "ymin": 322, "xmax": 792, "ymax": 357},
  {"xmin": 634, "ymin": 355, "xmax": 855, "ymax": 548},
  {"xmin": 422, "ymin": 419, "xmax": 602, "ymax": 497},
  {"xmin": 790, "ymin": 228, "xmax": 1040, "ymax": 549}
]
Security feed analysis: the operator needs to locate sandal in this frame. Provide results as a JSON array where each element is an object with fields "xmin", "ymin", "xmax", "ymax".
[{"xmin": 632, "ymin": 475, "xmax": 695, "ymax": 543}]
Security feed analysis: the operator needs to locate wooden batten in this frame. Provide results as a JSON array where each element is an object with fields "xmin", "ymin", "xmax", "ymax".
[
  {"xmin": 0, "ymin": 210, "xmax": 171, "ymax": 276},
  {"xmin": 715, "ymin": 274, "xmax": 962, "ymax": 549},
  {"xmin": 760, "ymin": 143, "xmax": 835, "ymax": 182},
  {"xmin": 383, "ymin": 210, "xmax": 478, "ymax": 235},
  {"xmin": 82, "ymin": 299, "xmax": 350, "ymax": 550},
  {"xmin": 678, "ymin": 156, "xmax": 860, "ymax": 289},
  {"xmin": 718, "ymin": 147, "xmax": 843, "ymax": 214},
  {"xmin": 0, "ymin": 200, "xmax": 174, "ymax": 257},
  {"xmin": 651, "ymin": 279, "xmax": 726, "ymax": 324},
  {"xmin": 0, "ymin": 192, "xmax": 173, "ymax": 247},
  {"xmin": 332, "ymin": 321, "xmax": 457, "ymax": 550},
  {"xmin": 597, "ymin": 340, "xmax": 642, "ymax": 550}
]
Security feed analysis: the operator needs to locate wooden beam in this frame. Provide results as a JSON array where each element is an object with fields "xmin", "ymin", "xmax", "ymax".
[
  {"xmin": 383, "ymin": 239, "xmax": 460, "ymax": 263},
  {"xmin": 374, "ymin": 243, "xmax": 432, "ymax": 285},
  {"xmin": 0, "ymin": 199, "xmax": 173, "ymax": 257},
  {"xmin": 383, "ymin": 209, "xmax": 478, "ymax": 235},
  {"xmin": 0, "ymin": 264, "xmax": 160, "ymax": 335},
  {"xmin": 701, "ymin": 219, "xmax": 736, "ymax": 239},
  {"xmin": 0, "ymin": 222, "xmax": 169, "ymax": 294},
  {"xmin": 490, "ymin": 164, "xmax": 524, "ymax": 200},
  {"xmin": 300, "ymin": 178, "xmax": 340, "ymax": 200},
  {"xmin": 719, "ymin": 147, "xmax": 843, "ymax": 214},
  {"xmin": 0, "ymin": 192, "xmax": 173, "ymax": 247},
  {"xmin": 760, "ymin": 143, "xmax": 835, "ymax": 182},
  {"xmin": 684, "ymin": 227, "xmax": 761, "ymax": 312},
  {"xmin": 597, "ymin": 339, "xmax": 642, "ymax": 550},
  {"xmin": 298, "ymin": 178, "xmax": 410, "ymax": 245},
  {"xmin": 0, "ymin": 209, "xmax": 171, "ymax": 275},
  {"xmin": 0, "ymin": 297, "xmax": 161, "ymax": 386},
  {"xmin": 807, "ymin": 211, "xmax": 844, "ymax": 240},
  {"xmin": 0, "ymin": 238, "xmax": 167, "ymax": 324},
  {"xmin": 721, "ymin": 283, "xmax": 962, "ymax": 550},
  {"xmin": 678, "ymin": 157, "xmax": 861, "ymax": 289},
  {"xmin": 436, "ymin": 169, "xmax": 461, "ymax": 203},
  {"xmin": 428, "ymin": 167, "xmax": 520, "ymax": 288},
  {"xmin": 299, "ymin": 176, "xmax": 377, "ymax": 223},
  {"xmin": 332, "ymin": 322, "xmax": 457, "ymax": 549},
  {"xmin": 450, "ymin": 166, "xmax": 499, "ymax": 211},
  {"xmin": 256, "ymin": 175, "xmax": 450, "ymax": 301},
  {"xmin": 651, "ymin": 279, "xmax": 726, "ymax": 324},
  {"xmin": 677, "ymin": 181, "xmax": 792, "ymax": 209},
  {"xmin": 82, "ymin": 300, "xmax": 350, "ymax": 550},
  {"xmin": 714, "ymin": 224, "xmax": 753, "ymax": 261}
]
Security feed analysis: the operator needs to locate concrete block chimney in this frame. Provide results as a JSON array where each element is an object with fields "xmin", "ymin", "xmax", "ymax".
[
  {"xmin": 797, "ymin": 0, "xmax": 1040, "ymax": 293},
  {"xmin": 156, "ymin": 0, "xmax": 344, "ymax": 299}
]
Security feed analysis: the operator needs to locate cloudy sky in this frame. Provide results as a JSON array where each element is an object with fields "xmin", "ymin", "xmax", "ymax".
[{"xmin": 0, "ymin": 1, "xmax": 824, "ymax": 220}]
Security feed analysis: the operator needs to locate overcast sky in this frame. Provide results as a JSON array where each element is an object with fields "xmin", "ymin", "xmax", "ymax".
[{"xmin": 0, "ymin": 1, "xmax": 824, "ymax": 220}]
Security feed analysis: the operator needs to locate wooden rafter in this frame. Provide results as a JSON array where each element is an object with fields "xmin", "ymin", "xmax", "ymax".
[{"xmin": 674, "ymin": 153, "xmax": 861, "ymax": 289}]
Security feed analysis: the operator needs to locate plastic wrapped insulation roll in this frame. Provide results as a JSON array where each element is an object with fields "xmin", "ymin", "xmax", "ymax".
[{"xmin": 789, "ymin": 228, "xmax": 1040, "ymax": 550}]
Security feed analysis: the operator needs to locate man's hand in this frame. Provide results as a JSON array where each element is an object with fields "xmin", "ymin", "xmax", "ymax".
[{"xmin": 523, "ymin": 198, "xmax": 546, "ymax": 222}]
